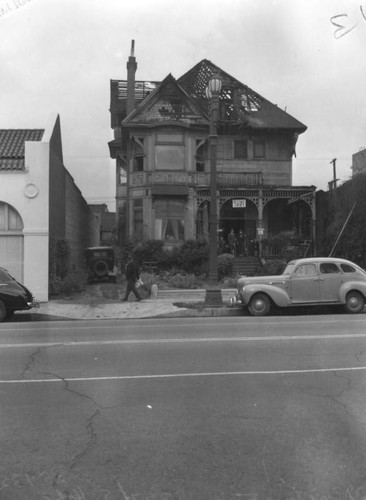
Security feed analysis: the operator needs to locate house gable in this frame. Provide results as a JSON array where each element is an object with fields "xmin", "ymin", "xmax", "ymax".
[{"xmin": 122, "ymin": 74, "xmax": 208, "ymax": 128}]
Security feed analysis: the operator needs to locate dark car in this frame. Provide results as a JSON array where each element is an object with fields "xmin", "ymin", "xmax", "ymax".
[
  {"xmin": 235, "ymin": 257, "xmax": 366, "ymax": 316},
  {"xmin": 84, "ymin": 246, "xmax": 118, "ymax": 283},
  {"xmin": 0, "ymin": 267, "xmax": 39, "ymax": 321}
]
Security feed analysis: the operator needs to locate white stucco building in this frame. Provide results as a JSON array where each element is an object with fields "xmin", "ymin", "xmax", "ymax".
[{"xmin": 0, "ymin": 114, "xmax": 99, "ymax": 302}]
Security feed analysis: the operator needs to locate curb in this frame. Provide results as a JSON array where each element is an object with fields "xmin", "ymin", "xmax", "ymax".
[{"xmin": 156, "ymin": 306, "xmax": 244, "ymax": 318}]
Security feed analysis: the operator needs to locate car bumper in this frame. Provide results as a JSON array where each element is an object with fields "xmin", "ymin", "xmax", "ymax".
[{"xmin": 27, "ymin": 300, "xmax": 40, "ymax": 309}]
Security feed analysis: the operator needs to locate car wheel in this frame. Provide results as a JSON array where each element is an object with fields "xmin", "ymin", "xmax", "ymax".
[
  {"xmin": 345, "ymin": 291, "xmax": 365, "ymax": 314},
  {"xmin": 0, "ymin": 300, "xmax": 7, "ymax": 322},
  {"xmin": 247, "ymin": 293, "xmax": 271, "ymax": 316},
  {"xmin": 94, "ymin": 260, "xmax": 108, "ymax": 277}
]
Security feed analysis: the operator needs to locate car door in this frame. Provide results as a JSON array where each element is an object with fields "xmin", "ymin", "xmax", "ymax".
[
  {"xmin": 289, "ymin": 263, "xmax": 321, "ymax": 303},
  {"xmin": 318, "ymin": 262, "xmax": 343, "ymax": 302}
]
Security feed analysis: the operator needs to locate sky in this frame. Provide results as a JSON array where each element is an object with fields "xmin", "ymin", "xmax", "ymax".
[{"xmin": 1, "ymin": 0, "xmax": 366, "ymax": 211}]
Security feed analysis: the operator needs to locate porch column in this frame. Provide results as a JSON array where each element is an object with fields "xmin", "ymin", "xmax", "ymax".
[{"xmin": 257, "ymin": 190, "xmax": 264, "ymax": 257}]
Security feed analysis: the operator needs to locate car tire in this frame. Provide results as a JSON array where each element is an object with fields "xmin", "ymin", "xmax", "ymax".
[
  {"xmin": 247, "ymin": 293, "xmax": 271, "ymax": 316},
  {"xmin": 94, "ymin": 260, "xmax": 108, "ymax": 277},
  {"xmin": 0, "ymin": 300, "xmax": 7, "ymax": 322},
  {"xmin": 345, "ymin": 291, "xmax": 365, "ymax": 314}
]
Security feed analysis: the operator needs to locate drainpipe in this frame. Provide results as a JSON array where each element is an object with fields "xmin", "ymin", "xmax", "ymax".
[{"xmin": 125, "ymin": 40, "xmax": 137, "ymax": 241}]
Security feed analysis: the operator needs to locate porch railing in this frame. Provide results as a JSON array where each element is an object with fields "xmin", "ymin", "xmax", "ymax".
[{"xmin": 262, "ymin": 240, "xmax": 313, "ymax": 260}]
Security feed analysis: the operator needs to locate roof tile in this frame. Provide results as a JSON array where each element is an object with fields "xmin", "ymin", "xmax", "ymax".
[{"xmin": 0, "ymin": 129, "xmax": 44, "ymax": 170}]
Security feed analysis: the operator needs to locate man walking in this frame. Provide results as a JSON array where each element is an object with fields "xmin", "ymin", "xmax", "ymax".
[{"xmin": 123, "ymin": 257, "xmax": 142, "ymax": 302}]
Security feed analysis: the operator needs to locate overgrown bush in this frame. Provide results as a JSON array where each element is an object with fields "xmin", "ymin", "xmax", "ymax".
[
  {"xmin": 217, "ymin": 253, "xmax": 234, "ymax": 279},
  {"xmin": 167, "ymin": 272, "xmax": 200, "ymax": 289},
  {"xmin": 259, "ymin": 259, "xmax": 287, "ymax": 276},
  {"xmin": 49, "ymin": 238, "xmax": 71, "ymax": 279},
  {"xmin": 132, "ymin": 240, "xmax": 165, "ymax": 264},
  {"xmin": 318, "ymin": 173, "xmax": 366, "ymax": 267},
  {"xmin": 174, "ymin": 239, "xmax": 209, "ymax": 275},
  {"xmin": 49, "ymin": 266, "xmax": 89, "ymax": 295}
]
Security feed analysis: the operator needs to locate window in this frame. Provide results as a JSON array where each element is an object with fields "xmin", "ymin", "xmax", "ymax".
[
  {"xmin": 133, "ymin": 139, "xmax": 144, "ymax": 172},
  {"xmin": 117, "ymin": 156, "xmax": 127, "ymax": 184},
  {"xmin": 0, "ymin": 203, "xmax": 23, "ymax": 231},
  {"xmin": 196, "ymin": 141, "xmax": 206, "ymax": 172},
  {"xmin": 341, "ymin": 264, "xmax": 356, "ymax": 273},
  {"xmin": 253, "ymin": 139, "xmax": 266, "ymax": 158},
  {"xmin": 234, "ymin": 140, "xmax": 247, "ymax": 159},
  {"xmin": 155, "ymin": 145, "xmax": 185, "ymax": 170},
  {"xmin": 294, "ymin": 263, "xmax": 317, "ymax": 276},
  {"xmin": 154, "ymin": 198, "xmax": 185, "ymax": 241},
  {"xmin": 155, "ymin": 134, "xmax": 185, "ymax": 171},
  {"xmin": 320, "ymin": 263, "xmax": 340, "ymax": 274}
]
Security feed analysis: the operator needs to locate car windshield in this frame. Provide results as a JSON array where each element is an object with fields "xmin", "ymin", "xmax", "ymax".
[{"xmin": 282, "ymin": 263, "xmax": 295, "ymax": 275}]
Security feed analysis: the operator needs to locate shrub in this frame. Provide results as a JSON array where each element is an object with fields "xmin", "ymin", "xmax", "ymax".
[
  {"xmin": 176, "ymin": 239, "xmax": 209, "ymax": 275},
  {"xmin": 168, "ymin": 273, "xmax": 200, "ymax": 289},
  {"xmin": 217, "ymin": 253, "xmax": 234, "ymax": 279},
  {"xmin": 132, "ymin": 240, "xmax": 165, "ymax": 265},
  {"xmin": 49, "ymin": 266, "xmax": 89, "ymax": 295},
  {"xmin": 259, "ymin": 259, "xmax": 287, "ymax": 276}
]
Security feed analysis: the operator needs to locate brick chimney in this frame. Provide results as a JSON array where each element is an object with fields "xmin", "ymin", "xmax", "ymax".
[{"xmin": 126, "ymin": 40, "xmax": 137, "ymax": 116}]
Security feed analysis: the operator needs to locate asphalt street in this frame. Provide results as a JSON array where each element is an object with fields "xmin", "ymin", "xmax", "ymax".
[{"xmin": 1, "ymin": 315, "xmax": 366, "ymax": 499}]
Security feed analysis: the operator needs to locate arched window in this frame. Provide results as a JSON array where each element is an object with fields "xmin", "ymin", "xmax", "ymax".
[
  {"xmin": 0, "ymin": 202, "xmax": 24, "ymax": 281},
  {"xmin": 0, "ymin": 202, "xmax": 23, "ymax": 231}
]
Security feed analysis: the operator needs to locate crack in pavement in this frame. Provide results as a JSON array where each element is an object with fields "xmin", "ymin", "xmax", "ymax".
[
  {"xmin": 21, "ymin": 347, "xmax": 41, "ymax": 379},
  {"xmin": 70, "ymin": 409, "xmax": 100, "ymax": 470},
  {"xmin": 39, "ymin": 371, "xmax": 106, "ymax": 472},
  {"xmin": 40, "ymin": 371, "xmax": 105, "ymax": 409}
]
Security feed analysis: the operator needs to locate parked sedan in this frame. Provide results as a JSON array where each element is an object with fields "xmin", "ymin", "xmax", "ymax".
[
  {"xmin": 0, "ymin": 267, "xmax": 39, "ymax": 321},
  {"xmin": 236, "ymin": 257, "xmax": 366, "ymax": 316}
]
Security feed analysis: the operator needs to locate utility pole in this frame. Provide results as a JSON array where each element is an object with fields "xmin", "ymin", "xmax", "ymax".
[{"xmin": 328, "ymin": 158, "xmax": 339, "ymax": 190}]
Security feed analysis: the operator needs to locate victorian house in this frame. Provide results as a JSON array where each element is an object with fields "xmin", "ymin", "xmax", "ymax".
[{"xmin": 109, "ymin": 45, "xmax": 316, "ymax": 258}]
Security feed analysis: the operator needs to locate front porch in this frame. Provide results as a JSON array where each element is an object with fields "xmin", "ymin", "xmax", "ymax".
[{"xmin": 196, "ymin": 185, "xmax": 316, "ymax": 258}]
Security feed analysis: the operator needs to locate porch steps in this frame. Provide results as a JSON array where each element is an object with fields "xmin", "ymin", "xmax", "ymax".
[{"xmin": 233, "ymin": 256, "xmax": 261, "ymax": 276}]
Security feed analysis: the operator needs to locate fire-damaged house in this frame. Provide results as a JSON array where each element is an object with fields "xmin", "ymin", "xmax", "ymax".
[{"xmin": 108, "ymin": 44, "xmax": 316, "ymax": 261}]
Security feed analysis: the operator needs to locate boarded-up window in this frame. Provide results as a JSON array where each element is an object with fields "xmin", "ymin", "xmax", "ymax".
[
  {"xmin": 234, "ymin": 140, "xmax": 247, "ymax": 159},
  {"xmin": 253, "ymin": 139, "xmax": 266, "ymax": 159}
]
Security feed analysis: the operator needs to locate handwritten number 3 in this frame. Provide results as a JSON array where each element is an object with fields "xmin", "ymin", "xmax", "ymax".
[{"xmin": 330, "ymin": 14, "xmax": 357, "ymax": 39}]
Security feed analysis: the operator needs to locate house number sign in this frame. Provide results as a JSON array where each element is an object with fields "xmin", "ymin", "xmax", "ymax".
[{"xmin": 232, "ymin": 199, "xmax": 246, "ymax": 208}]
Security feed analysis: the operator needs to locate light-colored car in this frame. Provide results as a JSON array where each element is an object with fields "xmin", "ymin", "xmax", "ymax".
[{"xmin": 236, "ymin": 257, "xmax": 366, "ymax": 316}]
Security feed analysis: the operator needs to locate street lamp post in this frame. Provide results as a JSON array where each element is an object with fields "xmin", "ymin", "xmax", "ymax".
[{"xmin": 204, "ymin": 73, "xmax": 223, "ymax": 307}]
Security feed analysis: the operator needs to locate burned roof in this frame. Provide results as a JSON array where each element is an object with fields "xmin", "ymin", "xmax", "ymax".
[
  {"xmin": 110, "ymin": 59, "xmax": 306, "ymax": 132},
  {"xmin": 0, "ymin": 129, "xmax": 44, "ymax": 170},
  {"xmin": 178, "ymin": 59, "xmax": 306, "ymax": 131}
]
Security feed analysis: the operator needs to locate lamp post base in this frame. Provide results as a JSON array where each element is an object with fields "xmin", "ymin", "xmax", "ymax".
[{"xmin": 204, "ymin": 287, "xmax": 223, "ymax": 307}]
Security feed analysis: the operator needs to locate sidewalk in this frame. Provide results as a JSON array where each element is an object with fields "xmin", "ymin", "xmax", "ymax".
[{"xmin": 24, "ymin": 288, "xmax": 241, "ymax": 321}]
